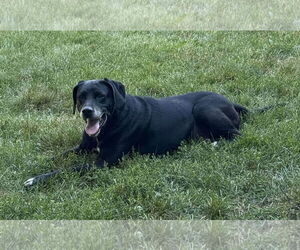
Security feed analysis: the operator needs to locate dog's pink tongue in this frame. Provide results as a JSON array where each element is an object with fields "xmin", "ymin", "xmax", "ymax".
[{"xmin": 85, "ymin": 119, "xmax": 100, "ymax": 136}]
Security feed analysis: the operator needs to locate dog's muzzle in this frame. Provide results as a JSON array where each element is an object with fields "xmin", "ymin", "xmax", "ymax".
[{"xmin": 80, "ymin": 106, "xmax": 108, "ymax": 137}]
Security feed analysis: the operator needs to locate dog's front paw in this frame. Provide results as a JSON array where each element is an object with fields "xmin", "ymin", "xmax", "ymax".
[{"xmin": 24, "ymin": 177, "xmax": 37, "ymax": 187}]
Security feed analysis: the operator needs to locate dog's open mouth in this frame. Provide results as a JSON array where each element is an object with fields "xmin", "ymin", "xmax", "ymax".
[{"xmin": 85, "ymin": 114, "xmax": 107, "ymax": 137}]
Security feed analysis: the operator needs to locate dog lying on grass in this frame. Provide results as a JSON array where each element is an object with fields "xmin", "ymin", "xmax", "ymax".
[{"xmin": 24, "ymin": 78, "xmax": 273, "ymax": 187}]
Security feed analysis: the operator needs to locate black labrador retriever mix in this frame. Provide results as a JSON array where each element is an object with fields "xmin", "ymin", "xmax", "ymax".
[{"xmin": 24, "ymin": 78, "xmax": 252, "ymax": 186}]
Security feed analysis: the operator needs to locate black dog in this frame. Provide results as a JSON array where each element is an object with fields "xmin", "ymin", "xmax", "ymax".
[{"xmin": 24, "ymin": 78, "xmax": 251, "ymax": 186}]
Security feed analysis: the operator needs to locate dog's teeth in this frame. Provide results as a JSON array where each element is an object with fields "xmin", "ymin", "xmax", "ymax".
[{"xmin": 24, "ymin": 178, "xmax": 35, "ymax": 186}]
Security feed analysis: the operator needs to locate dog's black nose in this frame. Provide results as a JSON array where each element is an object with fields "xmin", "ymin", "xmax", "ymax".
[{"xmin": 81, "ymin": 107, "xmax": 94, "ymax": 117}]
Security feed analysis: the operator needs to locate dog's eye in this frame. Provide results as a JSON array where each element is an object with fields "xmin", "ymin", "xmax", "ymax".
[
  {"xmin": 96, "ymin": 95, "xmax": 105, "ymax": 102},
  {"xmin": 78, "ymin": 92, "xmax": 86, "ymax": 101},
  {"xmin": 77, "ymin": 98, "xmax": 84, "ymax": 105}
]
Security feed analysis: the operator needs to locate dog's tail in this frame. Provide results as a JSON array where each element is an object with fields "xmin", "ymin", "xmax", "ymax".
[
  {"xmin": 234, "ymin": 103, "xmax": 286, "ymax": 116},
  {"xmin": 234, "ymin": 103, "xmax": 249, "ymax": 115},
  {"xmin": 251, "ymin": 103, "xmax": 286, "ymax": 114}
]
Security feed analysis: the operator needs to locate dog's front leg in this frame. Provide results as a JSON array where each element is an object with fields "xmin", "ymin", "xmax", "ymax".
[
  {"xmin": 99, "ymin": 144, "xmax": 132, "ymax": 167},
  {"xmin": 71, "ymin": 151, "xmax": 105, "ymax": 173},
  {"xmin": 71, "ymin": 158, "xmax": 104, "ymax": 173},
  {"xmin": 72, "ymin": 143, "xmax": 128, "ymax": 172},
  {"xmin": 53, "ymin": 131, "xmax": 98, "ymax": 160}
]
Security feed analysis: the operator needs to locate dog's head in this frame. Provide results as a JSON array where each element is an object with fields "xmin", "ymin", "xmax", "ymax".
[{"xmin": 72, "ymin": 78, "xmax": 126, "ymax": 137}]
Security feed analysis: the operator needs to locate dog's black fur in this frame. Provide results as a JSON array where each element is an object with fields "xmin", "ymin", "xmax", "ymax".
[{"xmin": 25, "ymin": 78, "xmax": 250, "ymax": 186}]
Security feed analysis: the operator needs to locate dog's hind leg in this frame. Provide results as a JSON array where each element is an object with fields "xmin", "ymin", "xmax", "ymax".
[{"xmin": 193, "ymin": 104, "xmax": 241, "ymax": 141}]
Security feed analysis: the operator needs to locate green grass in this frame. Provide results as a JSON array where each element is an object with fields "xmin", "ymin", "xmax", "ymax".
[
  {"xmin": 1, "ymin": 0, "xmax": 300, "ymax": 30},
  {"xmin": 0, "ymin": 31, "xmax": 299, "ymax": 219}
]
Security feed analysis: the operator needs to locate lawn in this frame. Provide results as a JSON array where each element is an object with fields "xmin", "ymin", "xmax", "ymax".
[{"xmin": 0, "ymin": 31, "xmax": 299, "ymax": 219}]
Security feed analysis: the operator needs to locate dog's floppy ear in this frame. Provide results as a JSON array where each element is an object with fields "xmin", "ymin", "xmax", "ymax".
[
  {"xmin": 103, "ymin": 78, "xmax": 126, "ymax": 113},
  {"xmin": 72, "ymin": 81, "xmax": 84, "ymax": 114}
]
